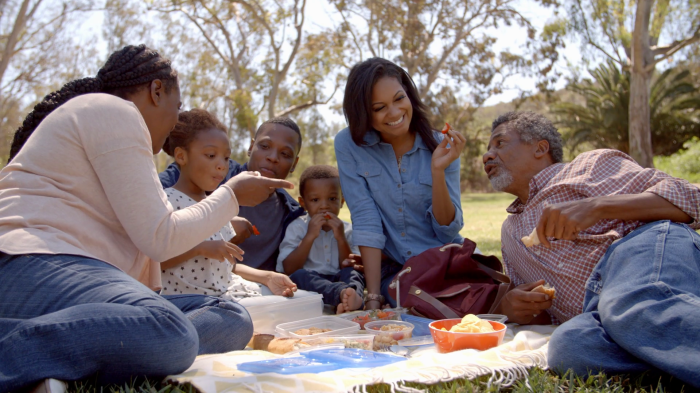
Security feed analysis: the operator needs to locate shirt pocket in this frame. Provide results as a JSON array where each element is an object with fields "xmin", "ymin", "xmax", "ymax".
[
  {"xmin": 417, "ymin": 169, "xmax": 434, "ymax": 207},
  {"xmin": 356, "ymin": 165, "xmax": 384, "ymax": 196}
]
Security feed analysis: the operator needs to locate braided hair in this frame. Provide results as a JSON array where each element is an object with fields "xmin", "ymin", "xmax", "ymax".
[{"xmin": 8, "ymin": 44, "xmax": 178, "ymax": 162}]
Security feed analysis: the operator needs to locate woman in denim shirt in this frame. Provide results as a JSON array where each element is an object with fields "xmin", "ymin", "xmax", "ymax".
[{"xmin": 334, "ymin": 58, "xmax": 466, "ymax": 310}]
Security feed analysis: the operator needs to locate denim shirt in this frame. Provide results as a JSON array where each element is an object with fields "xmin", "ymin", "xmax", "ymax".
[
  {"xmin": 158, "ymin": 160, "xmax": 305, "ymax": 237},
  {"xmin": 334, "ymin": 127, "xmax": 463, "ymax": 265}
]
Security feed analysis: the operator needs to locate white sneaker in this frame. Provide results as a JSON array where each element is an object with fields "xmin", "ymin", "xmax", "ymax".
[{"xmin": 30, "ymin": 379, "xmax": 67, "ymax": 393}]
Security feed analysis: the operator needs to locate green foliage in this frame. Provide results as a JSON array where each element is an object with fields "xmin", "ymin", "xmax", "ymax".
[
  {"xmin": 654, "ymin": 137, "xmax": 700, "ymax": 183},
  {"xmin": 552, "ymin": 60, "xmax": 700, "ymax": 156}
]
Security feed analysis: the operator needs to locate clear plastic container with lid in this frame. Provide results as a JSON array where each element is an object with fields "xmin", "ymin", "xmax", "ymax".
[
  {"xmin": 244, "ymin": 293, "xmax": 323, "ymax": 334},
  {"xmin": 275, "ymin": 316, "xmax": 360, "ymax": 339},
  {"xmin": 363, "ymin": 320, "xmax": 414, "ymax": 350}
]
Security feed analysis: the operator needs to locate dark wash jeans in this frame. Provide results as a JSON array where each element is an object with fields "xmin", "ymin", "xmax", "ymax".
[
  {"xmin": 548, "ymin": 221, "xmax": 700, "ymax": 387},
  {"xmin": 289, "ymin": 267, "xmax": 365, "ymax": 307},
  {"xmin": 0, "ymin": 253, "xmax": 253, "ymax": 391}
]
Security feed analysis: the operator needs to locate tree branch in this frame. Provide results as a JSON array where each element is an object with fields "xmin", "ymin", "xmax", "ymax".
[
  {"xmin": 647, "ymin": 25, "xmax": 700, "ymax": 71},
  {"xmin": 573, "ymin": 0, "xmax": 625, "ymax": 66},
  {"xmin": 275, "ymin": 85, "xmax": 338, "ymax": 118}
]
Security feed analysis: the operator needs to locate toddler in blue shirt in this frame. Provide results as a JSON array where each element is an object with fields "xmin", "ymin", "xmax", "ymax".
[{"xmin": 277, "ymin": 165, "xmax": 365, "ymax": 313}]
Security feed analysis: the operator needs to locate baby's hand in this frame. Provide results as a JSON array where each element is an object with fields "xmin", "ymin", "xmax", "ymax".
[
  {"xmin": 324, "ymin": 212, "xmax": 345, "ymax": 239},
  {"xmin": 305, "ymin": 213, "xmax": 326, "ymax": 240}
]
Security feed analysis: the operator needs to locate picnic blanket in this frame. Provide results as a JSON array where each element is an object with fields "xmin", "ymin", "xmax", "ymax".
[{"xmin": 166, "ymin": 324, "xmax": 557, "ymax": 392}]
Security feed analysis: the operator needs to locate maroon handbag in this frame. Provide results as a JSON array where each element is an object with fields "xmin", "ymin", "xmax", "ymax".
[{"xmin": 388, "ymin": 239, "xmax": 510, "ymax": 320}]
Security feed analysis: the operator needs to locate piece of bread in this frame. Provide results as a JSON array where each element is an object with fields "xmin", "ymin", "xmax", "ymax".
[
  {"xmin": 521, "ymin": 228, "xmax": 540, "ymax": 248},
  {"xmin": 267, "ymin": 337, "xmax": 311, "ymax": 354},
  {"xmin": 252, "ymin": 333, "xmax": 275, "ymax": 351},
  {"xmin": 532, "ymin": 283, "xmax": 556, "ymax": 299}
]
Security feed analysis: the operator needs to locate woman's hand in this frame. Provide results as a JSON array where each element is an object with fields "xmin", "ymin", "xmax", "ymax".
[
  {"xmin": 195, "ymin": 240, "xmax": 244, "ymax": 264},
  {"xmin": 230, "ymin": 217, "xmax": 254, "ymax": 244},
  {"xmin": 265, "ymin": 272, "xmax": 297, "ymax": 297},
  {"xmin": 431, "ymin": 128, "xmax": 466, "ymax": 172},
  {"xmin": 225, "ymin": 171, "xmax": 294, "ymax": 207}
]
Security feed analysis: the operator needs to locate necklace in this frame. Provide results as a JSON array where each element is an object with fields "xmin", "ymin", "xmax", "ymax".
[{"xmin": 397, "ymin": 155, "xmax": 403, "ymax": 169}]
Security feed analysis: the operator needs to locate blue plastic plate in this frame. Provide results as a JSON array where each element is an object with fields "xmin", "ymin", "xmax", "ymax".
[
  {"xmin": 237, "ymin": 357, "xmax": 341, "ymax": 374},
  {"xmin": 302, "ymin": 348, "xmax": 406, "ymax": 368}
]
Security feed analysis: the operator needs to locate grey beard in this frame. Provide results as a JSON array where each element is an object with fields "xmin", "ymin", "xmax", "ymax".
[{"xmin": 489, "ymin": 168, "xmax": 514, "ymax": 191}]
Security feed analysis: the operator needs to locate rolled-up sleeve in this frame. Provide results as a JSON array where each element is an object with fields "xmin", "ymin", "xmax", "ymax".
[
  {"xmin": 334, "ymin": 131, "xmax": 386, "ymax": 249},
  {"xmin": 425, "ymin": 158, "xmax": 464, "ymax": 243},
  {"xmin": 578, "ymin": 150, "xmax": 700, "ymax": 229}
]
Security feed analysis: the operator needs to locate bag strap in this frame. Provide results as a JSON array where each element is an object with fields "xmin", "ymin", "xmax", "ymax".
[
  {"xmin": 475, "ymin": 261, "xmax": 511, "ymax": 284},
  {"xmin": 409, "ymin": 285, "xmax": 460, "ymax": 319},
  {"xmin": 487, "ymin": 283, "xmax": 511, "ymax": 314}
]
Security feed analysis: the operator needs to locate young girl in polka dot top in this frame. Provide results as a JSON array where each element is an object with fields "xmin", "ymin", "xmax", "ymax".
[{"xmin": 159, "ymin": 109, "xmax": 297, "ymax": 301}]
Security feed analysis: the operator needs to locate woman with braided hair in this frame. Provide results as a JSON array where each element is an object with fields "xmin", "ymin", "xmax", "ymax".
[{"xmin": 0, "ymin": 45, "xmax": 293, "ymax": 391}]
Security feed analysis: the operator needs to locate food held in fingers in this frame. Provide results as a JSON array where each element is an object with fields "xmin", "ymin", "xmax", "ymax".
[
  {"xmin": 252, "ymin": 225, "xmax": 260, "ymax": 236},
  {"xmin": 323, "ymin": 213, "xmax": 332, "ymax": 220},
  {"xmin": 521, "ymin": 228, "xmax": 540, "ymax": 247},
  {"xmin": 531, "ymin": 283, "xmax": 556, "ymax": 299},
  {"xmin": 441, "ymin": 122, "xmax": 451, "ymax": 134}
]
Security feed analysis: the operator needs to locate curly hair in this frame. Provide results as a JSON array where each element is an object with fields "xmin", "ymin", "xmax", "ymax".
[
  {"xmin": 255, "ymin": 116, "xmax": 303, "ymax": 153},
  {"xmin": 342, "ymin": 57, "xmax": 438, "ymax": 152},
  {"xmin": 299, "ymin": 165, "xmax": 340, "ymax": 198},
  {"xmin": 162, "ymin": 109, "xmax": 227, "ymax": 156},
  {"xmin": 9, "ymin": 44, "xmax": 178, "ymax": 162},
  {"xmin": 491, "ymin": 111, "xmax": 564, "ymax": 163}
]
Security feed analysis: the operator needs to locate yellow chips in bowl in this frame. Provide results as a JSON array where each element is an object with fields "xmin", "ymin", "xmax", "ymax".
[{"xmin": 441, "ymin": 314, "xmax": 495, "ymax": 333}]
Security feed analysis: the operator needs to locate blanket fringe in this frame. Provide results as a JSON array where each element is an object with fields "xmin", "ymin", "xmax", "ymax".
[{"xmin": 351, "ymin": 350, "xmax": 545, "ymax": 393}]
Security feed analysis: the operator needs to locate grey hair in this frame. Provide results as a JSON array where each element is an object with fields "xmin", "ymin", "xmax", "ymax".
[{"xmin": 491, "ymin": 111, "xmax": 564, "ymax": 163}]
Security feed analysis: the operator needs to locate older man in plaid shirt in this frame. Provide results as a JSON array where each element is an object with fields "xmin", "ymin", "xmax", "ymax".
[{"xmin": 484, "ymin": 112, "xmax": 700, "ymax": 386}]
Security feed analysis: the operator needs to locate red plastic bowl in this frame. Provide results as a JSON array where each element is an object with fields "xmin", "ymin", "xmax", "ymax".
[{"xmin": 429, "ymin": 319, "xmax": 507, "ymax": 353}]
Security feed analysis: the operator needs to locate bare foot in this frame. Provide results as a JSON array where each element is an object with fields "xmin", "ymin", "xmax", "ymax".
[{"xmin": 336, "ymin": 287, "xmax": 363, "ymax": 314}]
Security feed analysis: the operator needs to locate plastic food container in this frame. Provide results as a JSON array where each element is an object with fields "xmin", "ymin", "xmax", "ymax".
[
  {"xmin": 245, "ymin": 293, "xmax": 323, "ymax": 334},
  {"xmin": 276, "ymin": 316, "xmax": 360, "ymax": 339},
  {"xmin": 476, "ymin": 314, "xmax": 508, "ymax": 324},
  {"xmin": 363, "ymin": 320, "xmax": 414, "ymax": 350},
  {"xmin": 339, "ymin": 308, "xmax": 404, "ymax": 329},
  {"xmin": 302, "ymin": 334, "xmax": 375, "ymax": 351},
  {"xmin": 429, "ymin": 319, "xmax": 507, "ymax": 353}
]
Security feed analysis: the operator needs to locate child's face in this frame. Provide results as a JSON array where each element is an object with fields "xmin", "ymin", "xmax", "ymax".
[
  {"xmin": 298, "ymin": 178, "xmax": 344, "ymax": 217},
  {"xmin": 247, "ymin": 124, "xmax": 300, "ymax": 180},
  {"xmin": 370, "ymin": 76, "xmax": 413, "ymax": 140},
  {"xmin": 176, "ymin": 128, "xmax": 231, "ymax": 192}
]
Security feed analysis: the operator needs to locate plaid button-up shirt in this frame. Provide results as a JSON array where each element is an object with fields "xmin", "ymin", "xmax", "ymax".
[{"xmin": 501, "ymin": 149, "xmax": 700, "ymax": 323}]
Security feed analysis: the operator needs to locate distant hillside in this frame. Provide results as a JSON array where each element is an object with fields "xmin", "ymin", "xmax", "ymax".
[{"xmin": 473, "ymin": 89, "xmax": 582, "ymax": 123}]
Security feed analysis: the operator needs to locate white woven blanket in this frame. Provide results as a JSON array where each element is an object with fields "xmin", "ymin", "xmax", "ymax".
[{"xmin": 166, "ymin": 324, "xmax": 557, "ymax": 392}]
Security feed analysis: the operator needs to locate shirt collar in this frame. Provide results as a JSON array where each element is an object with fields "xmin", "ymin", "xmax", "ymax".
[
  {"xmin": 362, "ymin": 129, "xmax": 431, "ymax": 152},
  {"xmin": 506, "ymin": 163, "xmax": 566, "ymax": 214}
]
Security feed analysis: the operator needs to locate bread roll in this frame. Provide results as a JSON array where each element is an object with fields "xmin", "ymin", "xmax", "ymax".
[
  {"xmin": 252, "ymin": 333, "xmax": 275, "ymax": 351},
  {"xmin": 532, "ymin": 283, "xmax": 556, "ymax": 299},
  {"xmin": 267, "ymin": 338, "xmax": 311, "ymax": 354},
  {"xmin": 521, "ymin": 228, "xmax": 540, "ymax": 248}
]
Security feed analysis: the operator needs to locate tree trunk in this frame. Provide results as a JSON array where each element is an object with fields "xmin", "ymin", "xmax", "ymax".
[
  {"xmin": 628, "ymin": 72, "xmax": 653, "ymax": 166},
  {"xmin": 628, "ymin": 0, "xmax": 655, "ymax": 168}
]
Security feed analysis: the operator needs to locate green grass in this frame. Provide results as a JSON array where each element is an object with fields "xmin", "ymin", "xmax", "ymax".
[
  {"xmin": 338, "ymin": 192, "xmax": 513, "ymax": 259},
  {"xmin": 64, "ymin": 192, "xmax": 690, "ymax": 392}
]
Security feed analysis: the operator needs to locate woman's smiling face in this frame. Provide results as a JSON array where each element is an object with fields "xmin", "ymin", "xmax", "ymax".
[{"xmin": 370, "ymin": 76, "xmax": 413, "ymax": 139}]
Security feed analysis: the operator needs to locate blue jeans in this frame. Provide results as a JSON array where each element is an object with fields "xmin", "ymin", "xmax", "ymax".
[
  {"xmin": 0, "ymin": 253, "xmax": 253, "ymax": 391},
  {"xmin": 548, "ymin": 221, "xmax": 700, "ymax": 387},
  {"xmin": 289, "ymin": 267, "xmax": 365, "ymax": 307}
]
